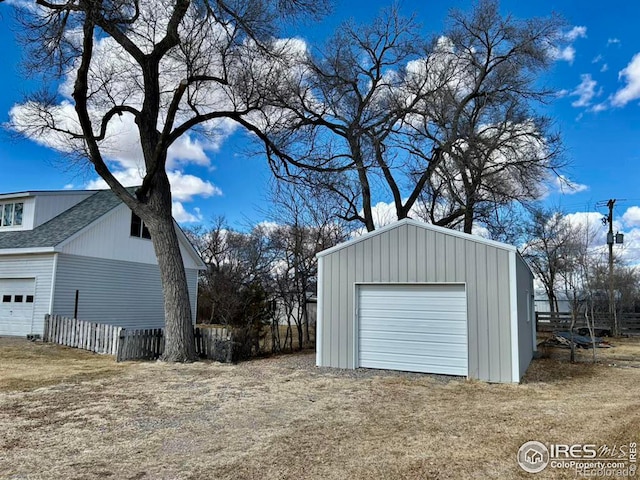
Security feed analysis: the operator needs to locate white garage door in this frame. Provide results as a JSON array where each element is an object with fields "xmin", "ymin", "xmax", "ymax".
[
  {"xmin": 0, "ymin": 279, "xmax": 36, "ymax": 336},
  {"xmin": 358, "ymin": 284, "xmax": 468, "ymax": 376}
]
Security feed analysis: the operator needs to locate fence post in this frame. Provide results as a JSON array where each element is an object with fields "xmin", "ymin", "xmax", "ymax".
[{"xmin": 43, "ymin": 314, "xmax": 50, "ymax": 342}]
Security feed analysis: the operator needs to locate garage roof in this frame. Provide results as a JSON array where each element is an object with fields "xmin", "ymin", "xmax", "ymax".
[{"xmin": 317, "ymin": 218, "xmax": 518, "ymax": 258}]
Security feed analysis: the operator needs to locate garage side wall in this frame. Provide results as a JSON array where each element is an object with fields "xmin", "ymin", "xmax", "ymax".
[
  {"xmin": 318, "ymin": 223, "xmax": 514, "ymax": 382},
  {"xmin": 52, "ymin": 254, "xmax": 198, "ymax": 329},
  {"xmin": 515, "ymin": 254, "xmax": 535, "ymax": 379},
  {"xmin": 0, "ymin": 253, "xmax": 56, "ymax": 336}
]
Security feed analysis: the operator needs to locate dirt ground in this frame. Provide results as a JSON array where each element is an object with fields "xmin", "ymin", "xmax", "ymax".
[{"xmin": 0, "ymin": 337, "xmax": 639, "ymax": 480}]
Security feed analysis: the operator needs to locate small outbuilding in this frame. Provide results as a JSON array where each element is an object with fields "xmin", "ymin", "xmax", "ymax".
[{"xmin": 315, "ymin": 218, "xmax": 535, "ymax": 383}]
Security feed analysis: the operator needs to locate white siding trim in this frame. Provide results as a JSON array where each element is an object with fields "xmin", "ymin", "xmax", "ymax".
[
  {"xmin": 0, "ymin": 247, "xmax": 55, "ymax": 255},
  {"xmin": 317, "ymin": 218, "xmax": 517, "ymax": 259},
  {"xmin": 532, "ymin": 290, "xmax": 537, "ymax": 352},
  {"xmin": 315, "ymin": 256, "xmax": 324, "ymax": 367},
  {"xmin": 48, "ymin": 253, "xmax": 58, "ymax": 314},
  {"xmin": 509, "ymin": 250, "xmax": 520, "ymax": 383},
  {"xmin": 353, "ymin": 282, "xmax": 358, "ymax": 368}
]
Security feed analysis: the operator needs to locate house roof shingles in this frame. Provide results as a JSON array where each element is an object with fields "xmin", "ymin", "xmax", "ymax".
[{"xmin": 0, "ymin": 190, "xmax": 123, "ymax": 250}]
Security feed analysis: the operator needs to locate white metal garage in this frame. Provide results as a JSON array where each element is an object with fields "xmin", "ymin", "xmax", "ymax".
[
  {"xmin": 0, "ymin": 278, "xmax": 36, "ymax": 336},
  {"xmin": 358, "ymin": 284, "xmax": 468, "ymax": 376}
]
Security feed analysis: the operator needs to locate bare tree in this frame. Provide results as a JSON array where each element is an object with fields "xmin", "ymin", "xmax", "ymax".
[
  {"xmin": 411, "ymin": 1, "xmax": 564, "ymax": 233},
  {"xmin": 249, "ymin": 1, "xmax": 564, "ymax": 234},
  {"xmin": 6, "ymin": 0, "xmax": 325, "ymax": 361},
  {"xmin": 187, "ymin": 219, "xmax": 278, "ymax": 355},
  {"xmin": 522, "ymin": 206, "xmax": 583, "ymax": 313},
  {"xmin": 268, "ymin": 182, "xmax": 348, "ymax": 349}
]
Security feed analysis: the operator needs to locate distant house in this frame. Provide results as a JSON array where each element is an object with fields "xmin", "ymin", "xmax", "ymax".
[
  {"xmin": 534, "ymin": 290, "xmax": 571, "ymax": 312},
  {"xmin": 0, "ymin": 189, "xmax": 205, "ymax": 337}
]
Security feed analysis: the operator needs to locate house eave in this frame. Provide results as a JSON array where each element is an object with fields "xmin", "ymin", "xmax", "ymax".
[{"xmin": 0, "ymin": 247, "xmax": 56, "ymax": 255}]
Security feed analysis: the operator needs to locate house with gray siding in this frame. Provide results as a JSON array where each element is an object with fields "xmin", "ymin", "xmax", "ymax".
[
  {"xmin": 316, "ymin": 218, "xmax": 536, "ymax": 383},
  {"xmin": 0, "ymin": 189, "xmax": 205, "ymax": 337}
]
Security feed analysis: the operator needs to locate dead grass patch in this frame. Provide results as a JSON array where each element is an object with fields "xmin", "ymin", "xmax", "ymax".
[
  {"xmin": 0, "ymin": 337, "xmax": 129, "ymax": 392},
  {"xmin": 0, "ymin": 337, "xmax": 639, "ymax": 479}
]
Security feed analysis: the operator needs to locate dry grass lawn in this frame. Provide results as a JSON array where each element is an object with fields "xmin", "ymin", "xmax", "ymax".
[{"xmin": 0, "ymin": 336, "xmax": 639, "ymax": 480}]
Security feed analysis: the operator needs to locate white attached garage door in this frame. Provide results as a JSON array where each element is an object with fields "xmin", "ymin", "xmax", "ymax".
[
  {"xmin": 0, "ymin": 279, "xmax": 36, "ymax": 336},
  {"xmin": 358, "ymin": 284, "xmax": 468, "ymax": 376}
]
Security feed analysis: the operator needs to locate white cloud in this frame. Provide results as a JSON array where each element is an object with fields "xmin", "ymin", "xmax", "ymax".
[
  {"xmin": 612, "ymin": 53, "xmax": 640, "ymax": 107},
  {"xmin": 63, "ymin": 183, "xmax": 75, "ymax": 190},
  {"xmin": 565, "ymin": 26, "xmax": 587, "ymax": 41},
  {"xmin": 547, "ymin": 26, "xmax": 587, "ymax": 65},
  {"xmin": 172, "ymin": 202, "xmax": 202, "ymax": 223},
  {"xmin": 607, "ymin": 38, "xmax": 621, "ymax": 46},
  {"xmin": 600, "ymin": 63, "xmax": 609, "ymax": 73},
  {"xmin": 570, "ymin": 74, "xmax": 597, "ymax": 107},
  {"xmin": 549, "ymin": 45, "xmax": 576, "ymax": 64},
  {"xmin": 556, "ymin": 89, "xmax": 569, "ymax": 98},
  {"xmin": 563, "ymin": 211, "xmax": 608, "ymax": 245},
  {"xmin": 558, "ymin": 208, "xmax": 640, "ymax": 266},
  {"xmin": 86, "ymin": 168, "xmax": 221, "ymax": 223},
  {"xmin": 86, "ymin": 169, "xmax": 221, "ymax": 200},
  {"xmin": 591, "ymin": 102, "xmax": 608, "ymax": 113},
  {"xmin": 623, "ymin": 206, "xmax": 640, "ymax": 228},
  {"xmin": 167, "ymin": 170, "xmax": 222, "ymax": 201},
  {"xmin": 553, "ymin": 175, "xmax": 588, "ymax": 194},
  {"xmin": 592, "ymin": 54, "xmax": 603, "ymax": 64}
]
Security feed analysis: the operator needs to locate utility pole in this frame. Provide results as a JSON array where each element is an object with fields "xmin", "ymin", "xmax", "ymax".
[{"xmin": 606, "ymin": 199, "xmax": 617, "ymax": 336}]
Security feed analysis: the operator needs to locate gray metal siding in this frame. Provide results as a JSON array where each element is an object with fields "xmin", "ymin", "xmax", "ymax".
[
  {"xmin": 319, "ymin": 222, "xmax": 514, "ymax": 382},
  {"xmin": 52, "ymin": 254, "xmax": 198, "ymax": 329},
  {"xmin": 0, "ymin": 254, "xmax": 55, "ymax": 335},
  {"xmin": 516, "ymin": 254, "xmax": 535, "ymax": 378}
]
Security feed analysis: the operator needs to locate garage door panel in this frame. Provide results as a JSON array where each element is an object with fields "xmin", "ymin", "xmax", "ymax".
[
  {"xmin": 360, "ymin": 330, "xmax": 466, "ymax": 345},
  {"xmin": 358, "ymin": 284, "xmax": 468, "ymax": 376},
  {"xmin": 360, "ymin": 351, "xmax": 467, "ymax": 367},
  {"xmin": 360, "ymin": 319, "xmax": 466, "ymax": 332},
  {"xmin": 359, "ymin": 309, "xmax": 466, "ymax": 321},
  {"xmin": 360, "ymin": 298, "xmax": 465, "ymax": 310},
  {"xmin": 361, "ymin": 360, "xmax": 468, "ymax": 376},
  {"xmin": 361, "ymin": 346, "xmax": 467, "ymax": 361},
  {"xmin": 361, "ymin": 337, "xmax": 467, "ymax": 353}
]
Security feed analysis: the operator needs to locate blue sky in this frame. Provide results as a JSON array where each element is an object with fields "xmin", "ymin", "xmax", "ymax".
[{"xmin": 1, "ymin": 0, "xmax": 640, "ymax": 258}]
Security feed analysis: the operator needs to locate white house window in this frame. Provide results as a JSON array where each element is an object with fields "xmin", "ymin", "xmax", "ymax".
[
  {"xmin": 130, "ymin": 212, "xmax": 151, "ymax": 240},
  {"xmin": 0, "ymin": 202, "xmax": 23, "ymax": 227}
]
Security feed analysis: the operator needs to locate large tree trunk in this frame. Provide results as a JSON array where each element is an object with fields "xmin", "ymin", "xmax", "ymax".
[
  {"xmin": 145, "ymin": 181, "xmax": 196, "ymax": 362},
  {"xmin": 463, "ymin": 204, "xmax": 474, "ymax": 234}
]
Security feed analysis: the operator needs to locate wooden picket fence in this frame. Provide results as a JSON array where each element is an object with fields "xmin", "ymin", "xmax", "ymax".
[
  {"xmin": 43, "ymin": 314, "xmax": 122, "ymax": 355},
  {"xmin": 43, "ymin": 315, "xmax": 231, "ymax": 362},
  {"xmin": 117, "ymin": 328, "xmax": 164, "ymax": 362}
]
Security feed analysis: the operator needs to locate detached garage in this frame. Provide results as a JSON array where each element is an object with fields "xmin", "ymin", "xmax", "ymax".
[{"xmin": 316, "ymin": 218, "xmax": 535, "ymax": 383}]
